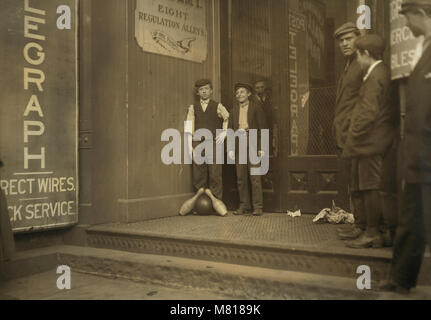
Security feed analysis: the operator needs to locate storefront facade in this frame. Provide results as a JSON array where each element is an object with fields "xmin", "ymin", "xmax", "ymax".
[{"xmin": 1, "ymin": 0, "xmax": 397, "ymax": 237}]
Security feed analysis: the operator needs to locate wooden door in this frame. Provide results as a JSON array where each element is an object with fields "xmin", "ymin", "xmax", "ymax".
[{"xmin": 221, "ymin": 0, "xmax": 349, "ymax": 213}]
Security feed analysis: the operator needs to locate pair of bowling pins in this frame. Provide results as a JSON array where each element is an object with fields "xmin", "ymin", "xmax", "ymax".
[{"xmin": 179, "ymin": 188, "xmax": 227, "ymax": 217}]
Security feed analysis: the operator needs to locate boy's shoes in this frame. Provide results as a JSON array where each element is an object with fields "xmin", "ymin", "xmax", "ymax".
[
  {"xmin": 338, "ymin": 226, "xmax": 364, "ymax": 240},
  {"xmin": 253, "ymin": 209, "xmax": 263, "ymax": 216},
  {"xmin": 378, "ymin": 280, "xmax": 410, "ymax": 295},
  {"xmin": 345, "ymin": 233, "xmax": 384, "ymax": 249},
  {"xmin": 233, "ymin": 208, "xmax": 251, "ymax": 216},
  {"xmin": 336, "ymin": 225, "xmax": 354, "ymax": 234}
]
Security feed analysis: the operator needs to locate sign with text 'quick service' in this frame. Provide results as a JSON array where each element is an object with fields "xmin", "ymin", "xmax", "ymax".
[{"xmin": 0, "ymin": 0, "xmax": 78, "ymax": 232}]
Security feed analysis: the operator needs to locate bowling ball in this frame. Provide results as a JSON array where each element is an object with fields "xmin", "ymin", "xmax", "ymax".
[{"xmin": 194, "ymin": 194, "xmax": 214, "ymax": 215}]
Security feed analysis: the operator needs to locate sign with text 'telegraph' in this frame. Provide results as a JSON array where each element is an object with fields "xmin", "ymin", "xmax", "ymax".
[{"xmin": 0, "ymin": 0, "xmax": 78, "ymax": 233}]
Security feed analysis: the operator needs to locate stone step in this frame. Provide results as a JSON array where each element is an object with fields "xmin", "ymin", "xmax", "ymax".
[
  {"xmin": 4, "ymin": 245, "xmax": 431, "ymax": 299},
  {"xmin": 85, "ymin": 225, "xmax": 431, "ymax": 286},
  {"xmin": 0, "ymin": 245, "xmax": 383, "ymax": 299}
]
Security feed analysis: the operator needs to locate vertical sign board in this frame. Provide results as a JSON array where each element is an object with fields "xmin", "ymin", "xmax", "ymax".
[
  {"xmin": 0, "ymin": 0, "xmax": 78, "ymax": 232},
  {"xmin": 390, "ymin": 0, "xmax": 423, "ymax": 80},
  {"xmin": 135, "ymin": 0, "xmax": 207, "ymax": 63},
  {"xmin": 288, "ymin": 11, "xmax": 310, "ymax": 156}
]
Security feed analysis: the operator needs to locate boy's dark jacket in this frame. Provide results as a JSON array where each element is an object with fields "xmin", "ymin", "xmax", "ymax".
[
  {"xmin": 342, "ymin": 62, "xmax": 398, "ymax": 159},
  {"xmin": 230, "ymin": 98, "xmax": 268, "ymax": 152}
]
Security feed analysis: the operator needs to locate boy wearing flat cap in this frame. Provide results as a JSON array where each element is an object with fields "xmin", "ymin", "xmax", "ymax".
[
  {"xmin": 185, "ymin": 79, "xmax": 229, "ymax": 202},
  {"xmin": 229, "ymin": 83, "xmax": 267, "ymax": 216},
  {"xmin": 380, "ymin": 0, "xmax": 431, "ymax": 294},
  {"xmin": 342, "ymin": 34, "xmax": 398, "ymax": 250},
  {"xmin": 333, "ymin": 22, "xmax": 368, "ymax": 241}
]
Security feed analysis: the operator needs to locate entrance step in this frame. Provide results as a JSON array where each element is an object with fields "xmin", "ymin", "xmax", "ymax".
[
  {"xmin": 85, "ymin": 215, "xmax": 431, "ymax": 286},
  {"xmin": 0, "ymin": 245, "xmax": 390, "ymax": 299},
  {"xmin": 4, "ymin": 245, "xmax": 431, "ymax": 299}
]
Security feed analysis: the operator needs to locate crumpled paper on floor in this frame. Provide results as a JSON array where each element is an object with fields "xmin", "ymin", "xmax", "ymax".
[
  {"xmin": 287, "ymin": 209, "xmax": 301, "ymax": 218},
  {"xmin": 313, "ymin": 201, "xmax": 354, "ymax": 224}
]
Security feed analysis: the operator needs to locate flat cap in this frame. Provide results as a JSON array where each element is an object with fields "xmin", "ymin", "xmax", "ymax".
[
  {"xmin": 400, "ymin": 0, "xmax": 431, "ymax": 14},
  {"xmin": 334, "ymin": 22, "xmax": 360, "ymax": 39},
  {"xmin": 253, "ymin": 78, "xmax": 266, "ymax": 85},
  {"xmin": 195, "ymin": 79, "xmax": 212, "ymax": 88},
  {"xmin": 234, "ymin": 82, "xmax": 253, "ymax": 93},
  {"xmin": 355, "ymin": 34, "xmax": 386, "ymax": 57}
]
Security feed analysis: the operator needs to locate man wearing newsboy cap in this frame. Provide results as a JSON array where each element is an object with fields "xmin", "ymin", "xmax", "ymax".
[
  {"xmin": 380, "ymin": 0, "xmax": 431, "ymax": 294},
  {"xmin": 333, "ymin": 22, "xmax": 367, "ymax": 242}
]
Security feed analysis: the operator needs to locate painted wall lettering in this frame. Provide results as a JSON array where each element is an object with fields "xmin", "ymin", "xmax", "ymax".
[
  {"xmin": 390, "ymin": 0, "xmax": 423, "ymax": 79},
  {"xmin": 0, "ymin": 0, "xmax": 78, "ymax": 233}
]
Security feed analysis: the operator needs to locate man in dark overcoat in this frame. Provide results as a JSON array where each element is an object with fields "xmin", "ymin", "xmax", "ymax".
[
  {"xmin": 333, "ymin": 23, "xmax": 366, "ymax": 241},
  {"xmin": 381, "ymin": 0, "xmax": 431, "ymax": 294}
]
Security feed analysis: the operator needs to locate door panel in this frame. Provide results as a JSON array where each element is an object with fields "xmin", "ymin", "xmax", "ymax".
[{"xmin": 283, "ymin": 156, "xmax": 348, "ymax": 213}]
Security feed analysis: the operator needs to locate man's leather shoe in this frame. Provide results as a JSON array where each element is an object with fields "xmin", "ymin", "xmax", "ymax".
[
  {"xmin": 395, "ymin": 286, "xmax": 411, "ymax": 295},
  {"xmin": 253, "ymin": 209, "xmax": 263, "ymax": 216},
  {"xmin": 378, "ymin": 281, "xmax": 410, "ymax": 295},
  {"xmin": 233, "ymin": 208, "xmax": 251, "ymax": 216},
  {"xmin": 338, "ymin": 226, "xmax": 363, "ymax": 240},
  {"xmin": 345, "ymin": 233, "xmax": 384, "ymax": 249},
  {"xmin": 378, "ymin": 280, "xmax": 397, "ymax": 292}
]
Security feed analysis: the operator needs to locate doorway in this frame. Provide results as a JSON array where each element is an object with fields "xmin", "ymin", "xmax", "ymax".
[{"xmin": 221, "ymin": 0, "xmax": 350, "ymax": 213}]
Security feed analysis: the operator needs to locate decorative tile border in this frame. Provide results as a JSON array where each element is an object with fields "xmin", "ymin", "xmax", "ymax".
[{"xmin": 86, "ymin": 232, "xmax": 397, "ymax": 283}]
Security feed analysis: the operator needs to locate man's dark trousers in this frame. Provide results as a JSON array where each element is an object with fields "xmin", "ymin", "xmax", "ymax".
[
  {"xmin": 391, "ymin": 183, "xmax": 431, "ymax": 289},
  {"xmin": 337, "ymin": 149, "xmax": 366, "ymax": 230},
  {"xmin": 192, "ymin": 140, "xmax": 223, "ymax": 200},
  {"xmin": 351, "ymin": 156, "xmax": 384, "ymax": 233},
  {"xmin": 235, "ymin": 136, "xmax": 263, "ymax": 211},
  {"xmin": 236, "ymin": 163, "xmax": 263, "ymax": 211}
]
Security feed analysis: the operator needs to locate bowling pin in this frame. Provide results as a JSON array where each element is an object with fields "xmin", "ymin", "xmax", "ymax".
[
  {"xmin": 205, "ymin": 189, "xmax": 228, "ymax": 216},
  {"xmin": 179, "ymin": 188, "xmax": 204, "ymax": 216}
]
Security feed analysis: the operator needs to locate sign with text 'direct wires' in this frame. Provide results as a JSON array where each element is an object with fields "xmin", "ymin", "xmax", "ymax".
[{"xmin": 0, "ymin": 0, "xmax": 78, "ymax": 232}]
